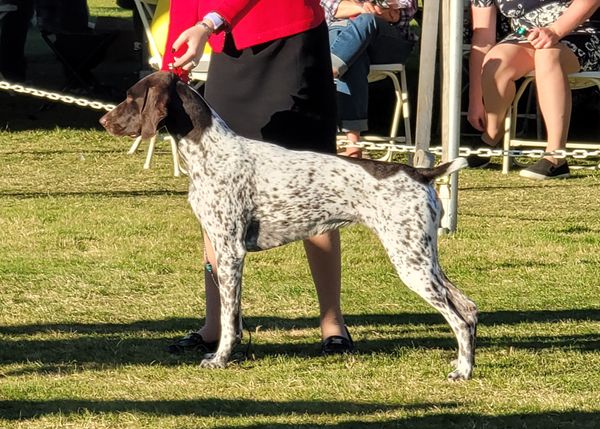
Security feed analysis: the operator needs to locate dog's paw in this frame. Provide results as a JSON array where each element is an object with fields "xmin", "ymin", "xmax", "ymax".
[
  {"xmin": 200, "ymin": 356, "xmax": 227, "ymax": 369},
  {"xmin": 447, "ymin": 368, "xmax": 472, "ymax": 382}
]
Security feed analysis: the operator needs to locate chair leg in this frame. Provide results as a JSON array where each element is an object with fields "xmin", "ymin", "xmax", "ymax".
[
  {"xmin": 129, "ymin": 133, "xmax": 187, "ymax": 177},
  {"xmin": 143, "ymin": 135, "xmax": 157, "ymax": 169},
  {"xmin": 387, "ymin": 72, "xmax": 402, "ymax": 140},
  {"xmin": 128, "ymin": 135, "xmax": 143, "ymax": 155},
  {"xmin": 502, "ymin": 106, "xmax": 512, "ymax": 174},
  {"xmin": 375, "ymin": 71, "xmax": 402, "ymax": 162},
  {"xmin": 399, "ymin": 67, "xmax": 412, "ymax": 147},
  {"xmin": 167, "ymin": 135, "xmax": 181, "ymax": 177},
  {"xmin": 502, "ymin": 77, "xmax": 535, "ymax": 174},
  {"xmin": 365, "ymin": 65, "xmax": 412, "ymax": 163}
]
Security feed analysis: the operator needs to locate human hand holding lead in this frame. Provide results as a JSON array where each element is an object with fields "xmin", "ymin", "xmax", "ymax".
[{"xmin": 170, "ymin": 23, "xmax": 212, "ymax": 70}]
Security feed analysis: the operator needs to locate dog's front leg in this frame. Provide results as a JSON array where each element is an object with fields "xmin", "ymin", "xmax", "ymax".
[{"xmin": 200, "ymin": 253, "xmax": 245, "ymax": 369}]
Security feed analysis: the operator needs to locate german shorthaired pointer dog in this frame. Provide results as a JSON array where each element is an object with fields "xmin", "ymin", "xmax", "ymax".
[{"xmin": 100, "ymin": 71, "xmax": 477, "ymax": 381}]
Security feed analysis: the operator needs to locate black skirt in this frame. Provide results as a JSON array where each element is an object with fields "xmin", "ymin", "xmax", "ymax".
[{"xmin": 204, "ymin": 22, "xmax": 337, "ymax": 154}]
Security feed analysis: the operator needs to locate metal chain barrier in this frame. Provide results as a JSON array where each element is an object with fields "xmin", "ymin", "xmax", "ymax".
[
  {"xmin": 0, "ymin": 79, "xmax": 116, "ymax": 111},
  {"xmin": 337, "ymin": 137, "xmax": 600, "ymax": 161},
  {"xmin": 2, "ymin": 79, "xmax": 599, "ymax": 165}
]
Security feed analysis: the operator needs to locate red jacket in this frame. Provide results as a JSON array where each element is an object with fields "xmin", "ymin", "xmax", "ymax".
[{"xmin": 162, "ymin": 0, "xmax": 325, "ymax": 70}]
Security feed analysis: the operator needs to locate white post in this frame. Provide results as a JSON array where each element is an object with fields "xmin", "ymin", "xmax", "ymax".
[
  {"xmin": 413, "ymin": 0, "xmax": 440, "ymax": 168},
  {"xmin": 439, "ymin": 0, "xmax": 464, "ymax": 233}
]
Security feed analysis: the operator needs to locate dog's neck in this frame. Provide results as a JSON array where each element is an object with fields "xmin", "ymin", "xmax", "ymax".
[
  {"xmin": 166, "ymin": 82, "xmax": 242, "ymax": 166},
  {"xmin": 163, "ymin": 82, "xmax": 232, "ymax": 139}
]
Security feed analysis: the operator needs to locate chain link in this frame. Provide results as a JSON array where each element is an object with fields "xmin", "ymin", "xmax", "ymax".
[
  {"xmin": 0, "ymin": 80, "xmax": 116, "ymax": 111},
  {"xmin": 337, "ymin": 138, "xmax": 600, "ymax": 160}
]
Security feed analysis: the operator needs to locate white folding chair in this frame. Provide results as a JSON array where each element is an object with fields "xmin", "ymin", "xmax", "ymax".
[
  {"xmin": 337, "ymin": 63, "xmax": 412, "ymax": 162},
  {"xmin": 502, "ymin": 71, "xmax": 600, "ymax": 173},
  {"xmin": 0, "ymin": 2, "xmax": 17, "ymax": 20}
]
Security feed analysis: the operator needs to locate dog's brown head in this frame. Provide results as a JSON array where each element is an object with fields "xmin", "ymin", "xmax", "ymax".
[{"xmin": 100, "ymin": 71, "xmax": 211, "ymax": 140}]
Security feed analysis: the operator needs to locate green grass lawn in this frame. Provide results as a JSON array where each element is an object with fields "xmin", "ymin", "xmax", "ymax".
[
  {"xmin": 0, "ymin": 1, "xmax": 599, "ymax": 426},
  {"xmin": 1, "ymin": 126, "xmax": 599, "ymax": 428}
]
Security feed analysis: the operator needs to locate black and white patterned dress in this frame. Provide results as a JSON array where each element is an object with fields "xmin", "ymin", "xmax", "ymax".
[{"xmin": 471, "ymin": 0, "xmax": 600, "ymax": 71}]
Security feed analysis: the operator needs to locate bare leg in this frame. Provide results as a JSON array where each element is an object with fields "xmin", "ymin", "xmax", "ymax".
[
  {"xmin": 533, "ymin": 45, "xmax": 580, "ymax": 163},
  {"xmin": 481, "ymin": 43, "xmax": 535, "ymax": 143},
  {"xmin": 194, "ymin": 233, "xmax": 221, "ymax": 343},
  {"xmin": 343, "ymin": 130, "xmax": 363, "ymax": 158},
  {"xmin": 303, "ymin": 230, "xmax": 347, "ymax": 340}
]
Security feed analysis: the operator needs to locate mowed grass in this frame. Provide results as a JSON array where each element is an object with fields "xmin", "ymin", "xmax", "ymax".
[{"xmin": 1, "ymin": 127, "xmax": 599, "ymax": 429}]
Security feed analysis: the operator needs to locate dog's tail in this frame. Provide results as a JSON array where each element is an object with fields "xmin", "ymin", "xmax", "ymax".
[{"xmin": 418, "ymin": 157, "xmax": 468, "ymax": 182}]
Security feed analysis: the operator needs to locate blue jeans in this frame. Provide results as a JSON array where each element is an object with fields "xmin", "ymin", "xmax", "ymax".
[{"xmin": 328, "ymin": 14, "xmax": 415, "ymax": 132}]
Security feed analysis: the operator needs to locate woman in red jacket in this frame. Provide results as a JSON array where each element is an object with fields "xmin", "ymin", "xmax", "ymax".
[{"xmin": 163, "ymin": 0, "xmax": 353, "ymax": 356}]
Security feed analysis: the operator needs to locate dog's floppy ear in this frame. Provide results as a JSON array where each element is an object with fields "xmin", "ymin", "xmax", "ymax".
[{"xmin": 139, "ymin": 72, "xmax": 177, "ymax": 139}]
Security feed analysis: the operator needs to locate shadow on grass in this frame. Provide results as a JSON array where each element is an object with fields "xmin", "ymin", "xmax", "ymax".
[
  {"xmin": 0, "ymin": 149, "xmax": 127, "ymax": 156},
  {"xmin": 0, "ymin": 398, "xmax": 445, "ymax": 420},
  {"xmin": 221, "ymin": 411, "xmax": 600, "ymax": 429},
  {"xmin": 0, "ymin": 399, "xmax": 598, "ymax": 428},
  {"xmin": 1, "ymin": 309, "xmax": 598, "ymax": 336},
  {"xmin": 2, "ymin": 332, "xmax": 598, "ymax": 377},
  {"xmin": 0, "ymin": 309, "xmax": 598, "ymax": 375},
  {"xmin": 0, "ymin": 189, "xmax": 188, "ymax": 199}
]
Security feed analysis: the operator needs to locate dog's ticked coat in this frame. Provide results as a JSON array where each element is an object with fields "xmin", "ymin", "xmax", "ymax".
[{"xmin": 100, "ymin": 71, "xmax": 477, "ymax": 380}]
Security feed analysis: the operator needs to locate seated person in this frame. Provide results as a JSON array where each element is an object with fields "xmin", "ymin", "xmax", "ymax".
[
  {"xmin": 320, "ymin": 0, "xmax": 417, "ymax": 158},
  {"xmin": 37, "ymin": 1, "xmax": 117, "ymax": 91},
  {"xmin": 467, "ymin": 0, "xmax": 600, "ymax": 179},
  {"xmin": 463, "ymin": 0, "xmax": 511, "ymax": 45},
  {"xmin": 35, "ymin": 0, "xmax": 90, "ymax": 34}
]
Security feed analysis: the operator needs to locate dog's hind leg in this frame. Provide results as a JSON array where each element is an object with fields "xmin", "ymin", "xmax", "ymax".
[
  {"xmin": 436, "ymin": 272, "xmax": 478, "ymax": 380},
  {"xmin": 199, "ymin": 251, "xmax": 245, "ymax": 369},
  {"xmin": 375, "ymin": 227, "xmax": 477, "ymax": 381}
]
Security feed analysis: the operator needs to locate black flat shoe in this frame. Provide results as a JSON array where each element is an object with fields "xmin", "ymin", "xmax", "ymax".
[
  {"xmin": 321, "ymin": 327, "xmax": 354, "ymax": 355},
  {"xmin": 166, "ymin": 331, "xmax": 218, "ymax": 355},
  {"xmin": 466, "ymin": 153, "xmax": 492, "ymax": 168},
  {"xmin": 463, "ymin": 136, "xmax": 500, "ymax": 168}
]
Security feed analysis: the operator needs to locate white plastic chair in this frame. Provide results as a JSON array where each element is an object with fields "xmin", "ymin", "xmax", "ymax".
[
  {"xmin": 338, "ymin": 63, "xmax": 412, "ymax": 162},
  {"xmin": 502, "ymin": 71, "xmax": 600, "ymax": 173},
  {"xmin": 0, "ymin": 2, "xmax": 17, "ymax": 20}
]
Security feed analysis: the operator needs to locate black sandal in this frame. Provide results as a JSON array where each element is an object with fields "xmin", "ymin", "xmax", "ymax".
[
  {"xmin": 321, "ymin": 326, "xmax": 354, "ymax": 355},
  {"xmin": 166, "ymin": 331, "xmax": 218, "ymax": 355}
]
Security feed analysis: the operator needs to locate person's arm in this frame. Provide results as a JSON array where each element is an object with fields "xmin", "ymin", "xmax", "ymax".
[
  {"xmin": 468, "ymin": 4, "xmax": 496, "ymax": 132},
  {"xmin": 527, "ymin": 0, "xmax": 600, "ymax": 49},
  {"xmin": 333, "ymin": 0, "xmax": 368, "ymax": 19},
  {"xmin": 171, "ymin": 0, "xmax": 257, "ymax": 71},
  {"xmin": 396, "ymin": 0, "xmax": 416, "ymax": 11},
  {"xmin": 381, "ymin": 0, "xmax": 416, "ymax": 24}
]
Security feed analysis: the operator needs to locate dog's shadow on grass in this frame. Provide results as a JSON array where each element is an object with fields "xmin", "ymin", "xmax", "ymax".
[
  {"xmin": 0, "ymin": 398, "xmax": 599, "ymax": 428},
  {"xmin": 221, "ymin": 411, "xmax": 600, "ymax": 429},
  {"xmin": 0, "ymin": 397, "xmax": 453, "ymax": 421},
  {"xmin": 0, "ymin": 189, "xmax": 188, "ymax": 199},
  {"xmin": 1, "ymin": 309, "xmax": 598, "ymax": 375}
]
